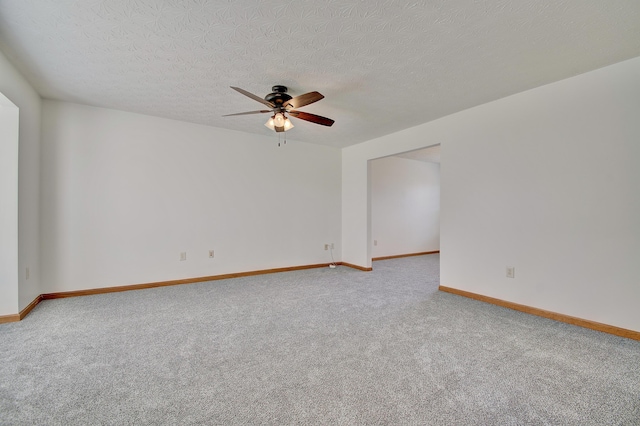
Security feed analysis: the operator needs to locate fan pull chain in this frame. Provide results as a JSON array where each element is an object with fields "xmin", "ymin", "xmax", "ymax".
[{"xmin": 277, "ymin": 133, "xmax": 287, "ymax": 147}]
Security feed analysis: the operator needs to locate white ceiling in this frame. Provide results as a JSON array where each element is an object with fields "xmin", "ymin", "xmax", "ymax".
[{"xmin": 1, "ymin": 1, "xmax": 639, "ymax": 149}]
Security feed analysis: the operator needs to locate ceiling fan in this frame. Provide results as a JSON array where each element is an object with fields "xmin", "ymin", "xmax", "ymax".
[{"xmin": 223, "ymin": 85, "xmax": 335, "ymax": 132}]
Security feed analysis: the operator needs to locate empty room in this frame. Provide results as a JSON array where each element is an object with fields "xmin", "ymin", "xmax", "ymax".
[{"xmin": 1, "ymin": 1, "xmax": 639, "ymax": 424}]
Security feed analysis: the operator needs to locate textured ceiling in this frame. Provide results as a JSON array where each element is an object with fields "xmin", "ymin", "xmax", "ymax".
[{"xmin": 1, "ymin": 1, "xmax": 639, "ymax": 148}]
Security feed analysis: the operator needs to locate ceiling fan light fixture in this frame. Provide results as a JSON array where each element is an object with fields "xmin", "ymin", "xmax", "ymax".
[
  {"xmin": 264, "ymin": 116, "xmax": 275, "ymax": 130},
  {"xmin": 273, "ymin": 112, "xmax": 285, "ymax": 127},
  {"xmin": 265, "ymin": 113, "xmax": 294, "ymax": 132},
  {"xmin": 283, "ymin": 117, "xmax": 294, "ymax": 131}
]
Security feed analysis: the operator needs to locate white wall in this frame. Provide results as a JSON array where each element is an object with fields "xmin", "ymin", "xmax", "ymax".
[
  {"xmin": 342, "ymin": 56, "xmax": 640, "ymax": 331},
  {"xmin": 0, "ymin": 95, "xmax": 19, "ymax": 316},
  {"xmin": 371, "ymin": 156, "xmax": 440, "ymax": 258},
  {"xmin": 0, "ymin": 50, "xmax": 42, "ymax": 315},
  {"xmin": 41, "ymin": 101, "xmax": 341, "ymax": 293}
]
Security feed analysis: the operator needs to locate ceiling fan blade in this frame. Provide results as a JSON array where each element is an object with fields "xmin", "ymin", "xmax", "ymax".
[
  {"xmin": 230, "ymin": 86, "xmax": 275, "ymax": 108},
  {"xmin": 289, "ymin": 110, "xmax": 335, "ymax": 127},
  {"xmin": 284, "ymin": 91, "xmax": 324, "ymax": 109},
  {"xmin": 222, "ymin": 110, "xmax": 272, "ymax": 117}
]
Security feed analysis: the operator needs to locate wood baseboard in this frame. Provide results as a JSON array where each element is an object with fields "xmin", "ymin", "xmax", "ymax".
[
  {"xmin": 0, "ymin": 294, "xmax": 42, "ymax": 324},
  {"xmin": 338, "ymin": 262, "xmax": 373, "ymax": 272},
  {"xmin": 372, "ymin": 251, "xmax": 439, "ymax": 261},
  {"xmin": 338, "ymin": 251, "xmax": 440, "ymax": 271},
  {"xmin": 41, "ymin": 263, "xmax": 335, "ymax": 300},
  {"xmin": 19, "ymin": 295, "xmax": 43, "ymax": 319},
  {"xmin": 0, "ymin": 313, "xmax": 20, "ymax": 324},
  {"xmin": 6, "ymin": 261, "xmax": 375, "ymax": 323},
  {"xmin": 439, "ymin": 285, "xmax": 640, "ymax": 341}
]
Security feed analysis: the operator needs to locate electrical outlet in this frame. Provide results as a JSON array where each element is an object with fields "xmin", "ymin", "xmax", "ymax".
[
  {"xmin": 374, "ymin": 240, "xmax": 378, "ymax": 246},
  {"xmin": 209, "ymin": 250, "xmax": 214, "ymax": 258},
  {"xmin": 506, "ymin": 267, "xmax": 515, "ymax": 278},
  {"xmin": 180, "ymin": 252, "xmax": 187, "ymax": 261},
  {"xmin": 324, "ymin": 244, "xmax": 329, "ymax": 250}
]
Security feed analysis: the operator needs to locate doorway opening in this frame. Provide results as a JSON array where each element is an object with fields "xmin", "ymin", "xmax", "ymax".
[{"xmin": 369, "ymin": 144, "xmax": 440, "ymax": 266}]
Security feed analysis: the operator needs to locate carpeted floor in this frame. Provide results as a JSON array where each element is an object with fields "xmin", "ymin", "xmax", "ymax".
[{"xmin": 1, "ymin": 254, "xmax": 638, "ymax": 425}]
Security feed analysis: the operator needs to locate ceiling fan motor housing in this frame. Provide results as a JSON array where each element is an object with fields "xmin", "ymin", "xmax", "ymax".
[{"xmin": 265, "ymin": 85, "xmax": 292, "ymax": 106}]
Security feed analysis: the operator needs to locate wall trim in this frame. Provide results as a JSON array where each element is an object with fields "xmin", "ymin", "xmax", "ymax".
[
  {"xmin": 41, "ymin": 263, "xmax": 336, "ymax": 300},
  {"xmin": 338, "ymin": 262, "xmax": 373, "ymax": 272},
  {"xmin": 0, "ymin": 313, "xmax": 20, "ymax": 324},
  {"xmin": 372, "ymin": 251, "xmax": 439, "ymax": 261},
  {"xmin": 3, "ymin": 261, "xmax": 377, "ymax": 323},
  {"xmin": 19, "ymin": 295, "xmax": 43, "ymax": 319},
  {"xmin": 439, "ymin": 285, "xmax": 640, "ymax": 341},
  {"xmin": 0, "ymin": 294, "xmax": 42, "ymax": 324},
  {"xmin": 4, "ymin": 263, "xmax": 338, "ymax": 323}
]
